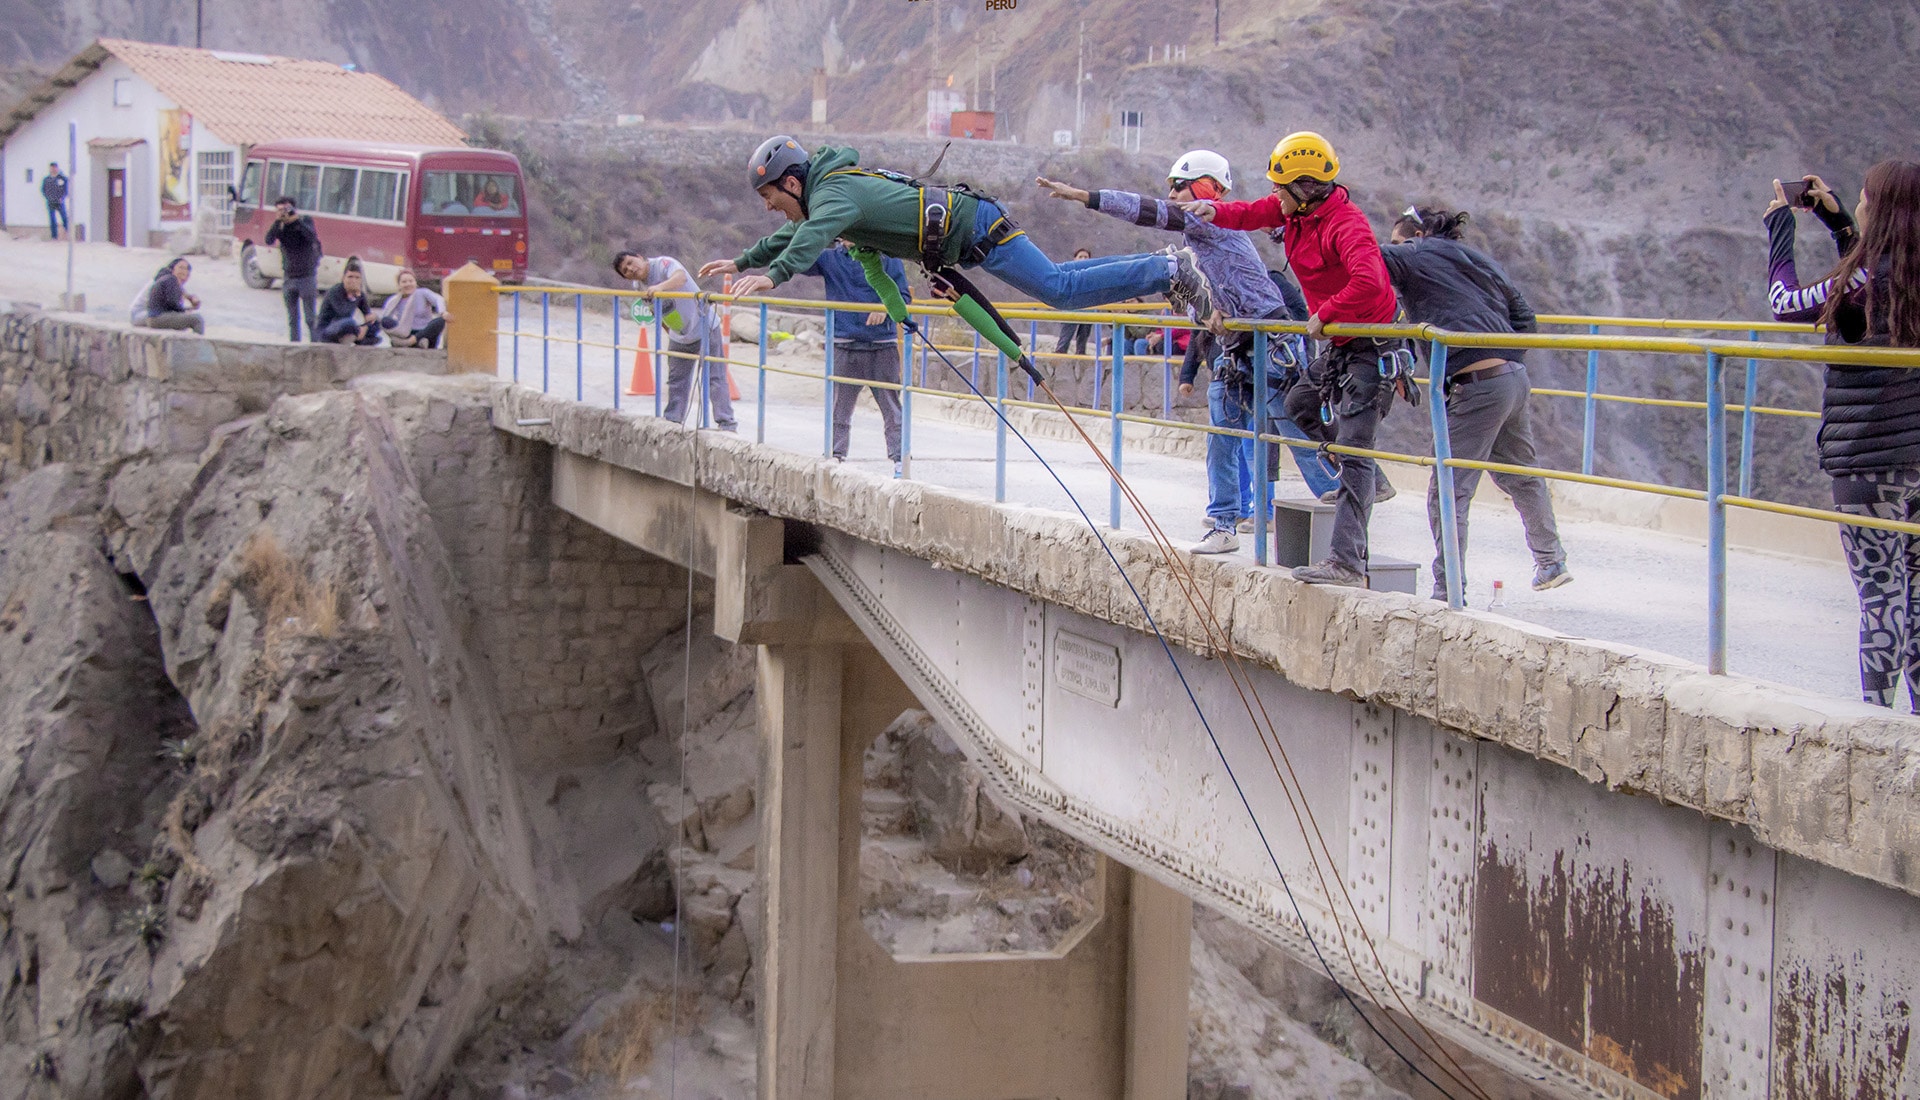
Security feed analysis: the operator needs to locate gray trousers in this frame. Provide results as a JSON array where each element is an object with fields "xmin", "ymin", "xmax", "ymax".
[
  {"xmin": 138, "ymin": 311, "xmax": 204, "ymax": 334},
  {"xmin": 661, "ymin": 332, "xmax": 735, "ymax": 430},
  {"xmin": 283, "ymin": 274, "xmax": 318, "ymax": 341},
  {"xmin": 1426, "ymin": 365, "xmax": 1566, "ymax": 589},
  {"xmin": 1283, "ymin": 338, "xmax": 1388, "ymax": 571},
  {"xmin": 831, "ymin": 342, "xmax": 903, "ymax": 462}
]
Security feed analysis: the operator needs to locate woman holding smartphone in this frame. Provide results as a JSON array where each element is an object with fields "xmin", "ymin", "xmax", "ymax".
[{"xmin": 1767, "ymin": 161, "xmax": 1920, "ymax": 708}]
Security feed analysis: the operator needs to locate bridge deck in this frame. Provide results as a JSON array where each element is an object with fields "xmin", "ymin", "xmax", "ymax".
[{"xmin": 489, "ymin": 304, "xmax": 1861, "ymax": 704}]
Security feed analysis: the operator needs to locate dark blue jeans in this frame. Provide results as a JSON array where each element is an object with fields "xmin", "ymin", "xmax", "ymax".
[{"xmin": 971, "ymin": 201, "xmax": 1169, "ymax": 311}]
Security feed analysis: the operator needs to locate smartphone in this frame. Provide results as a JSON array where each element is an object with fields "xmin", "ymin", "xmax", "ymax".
[{"xmin": 1781, "ymin": 180, "xmax": 1814, "ymax": 208}]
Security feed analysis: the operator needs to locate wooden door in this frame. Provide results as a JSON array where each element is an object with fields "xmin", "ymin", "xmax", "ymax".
[{"xmin": 107, "ymin": 169, "xmax": 126, "ymax": 246}]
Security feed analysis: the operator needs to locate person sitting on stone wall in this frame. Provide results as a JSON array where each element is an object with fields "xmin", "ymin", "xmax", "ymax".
[
  {"xmin": 378, "ymin": 270, "xmax": 448, "ymax": 348},
  {"xmin": 316, "ymin": 259, "xmax": 382, "ymax": 346},
  {"xmin": 138, "ymin": 257, "xmax": 204, "ymax": 335}
]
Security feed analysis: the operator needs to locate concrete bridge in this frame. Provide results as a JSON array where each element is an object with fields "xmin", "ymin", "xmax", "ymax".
[{"xmin": 494, "ymin": 379, "xmax": 1920, "ymax": 1100}]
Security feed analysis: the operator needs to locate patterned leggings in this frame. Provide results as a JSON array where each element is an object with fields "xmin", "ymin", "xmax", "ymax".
[{"xmin": 1838, "ymin": 468, "xmax": 1920, "ymax": 709}]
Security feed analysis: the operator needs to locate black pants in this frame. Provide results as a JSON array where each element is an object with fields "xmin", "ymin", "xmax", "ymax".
[
  {"xmin": 397, "ymin": 316, "xmax": 446, "ymax": 348},
  {"xmin": 1283, "ymin": 338, "xmax": 1390, "ymax": 570},
  {"xmin": 1055, "ymin": 322, "xmax": 1093, "ymax": 356}
]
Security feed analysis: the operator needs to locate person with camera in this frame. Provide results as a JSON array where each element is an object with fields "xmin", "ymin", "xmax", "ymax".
[
  {"xmin": 264, "ymin": 197, "xmax": 323, "ymax": 341},
  {"xmin": 1383, "ymin": 205, "xmax": 1570, "ymax": 601},
  {"xmin": 1767, "ymin": 161, "xmax": 1920, "ymax": 709},
  {"xmin": 1182, "ymin": 132, "xmax": 1400, "ymax": 588}
]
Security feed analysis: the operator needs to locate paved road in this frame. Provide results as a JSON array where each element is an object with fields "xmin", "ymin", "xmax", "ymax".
[{"xmin": 0, "ymin": 234, "xmax": 1866, "ymax": 705}]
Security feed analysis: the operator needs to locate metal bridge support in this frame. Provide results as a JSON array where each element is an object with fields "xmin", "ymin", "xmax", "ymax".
[{"xmin": 754, "ymin": 624, "xmax": 1192, "ymax": 1100}]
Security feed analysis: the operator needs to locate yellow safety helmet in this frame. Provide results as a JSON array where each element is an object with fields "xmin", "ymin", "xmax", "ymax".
[{"xmin": 1266, "ymin": 131, "xmax": 1341, "ymax": 185}]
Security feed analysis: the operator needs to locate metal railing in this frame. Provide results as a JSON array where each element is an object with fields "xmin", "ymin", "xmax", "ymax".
[{"xmin": 485, "ymin": 285, "xmax": 1920, "ymax": 678}]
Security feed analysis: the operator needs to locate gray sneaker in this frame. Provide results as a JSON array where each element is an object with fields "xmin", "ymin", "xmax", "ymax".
[
  {"xmin": 1190, "ymin": 527, "xmax": 1240, "ymax": 555},
  {"xmin": 1166, "ymin": 247, "xmax": 1216, "ymax": 330},
  {"xmin": 1317, "ymin": 480, "xmax": 1396, "ymax": 505},
  {"xmin": 1293, "ymin": 558, "xmax": 1368, "ymax": 587},
  {"xmin": 1532, "ymin": 562, "xmax": 1573, "ymax": 591}
]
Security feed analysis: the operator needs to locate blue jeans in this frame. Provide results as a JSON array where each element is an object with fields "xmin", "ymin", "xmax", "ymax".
[
  {"xmin": 1206, "ymin": 379, "xmax": 1255, "ymax": 529},
  {"xmin": 971, "ymin": 202, "xmax": 1170, "ymax": 310},
  {"xmin": 1207, "ymin": 378, "xmax": 1340, "ymax": 530}
]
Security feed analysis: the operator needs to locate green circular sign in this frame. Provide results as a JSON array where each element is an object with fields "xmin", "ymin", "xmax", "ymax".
[{"xmin": 628, "ymin": 298, "xmax": 653, "ymax": 324}]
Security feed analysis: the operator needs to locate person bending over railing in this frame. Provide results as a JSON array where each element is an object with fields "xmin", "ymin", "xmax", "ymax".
[
  {"xmin": 1767, "ymin": 160, "xmax": 1920, "ymax": 709},
  {"xmin": 1383, "ymin": 206, "xmax": 1571, "ymax": 600}
]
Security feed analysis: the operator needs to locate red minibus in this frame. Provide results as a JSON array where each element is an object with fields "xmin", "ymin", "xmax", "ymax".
[{"xmin": 231, "ymin": 138, "xmax": 528, "ymax": 294}]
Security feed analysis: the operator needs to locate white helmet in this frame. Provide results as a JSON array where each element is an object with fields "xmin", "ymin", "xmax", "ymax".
[{"xmin": 1168, "ymin": 149, "xmax": 1233, "ymax": 192}]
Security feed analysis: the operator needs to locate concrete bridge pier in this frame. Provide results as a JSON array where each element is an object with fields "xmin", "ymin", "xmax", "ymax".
[{"xmin": 753, "ymin": 629, "xmax": 1193, "ymax": 1100}]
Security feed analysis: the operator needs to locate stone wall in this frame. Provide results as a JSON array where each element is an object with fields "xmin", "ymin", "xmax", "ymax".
[
  {"xmin": 356, "ymin": 373, "xmax": 710, "ymax": 775},
  {"xmin": 0, "ymin": 306, "xmax": 448, "ymax": 484}
]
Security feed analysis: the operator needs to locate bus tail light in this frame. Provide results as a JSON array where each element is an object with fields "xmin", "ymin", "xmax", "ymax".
[
  {"xmin": 415, "ymin": 238, "xmax": 428, "ymax": 252},
  {"xmin": 515, "ymin": 239, "xmax": 526, "ymax": 254}
]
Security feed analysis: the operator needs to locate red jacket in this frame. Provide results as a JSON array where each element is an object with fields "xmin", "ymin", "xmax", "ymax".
[{"xmin": 1209, "ymin": 186, "xmax": 1396, "ymax": 340}]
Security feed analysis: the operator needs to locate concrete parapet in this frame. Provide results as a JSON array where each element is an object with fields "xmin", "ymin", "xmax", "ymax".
[
  {"xmin": 0, "ymin": 306, "xmax": 447, "ymax": 483},
  {"xmin": 492, "ymin": 382, "xmax": 1920, "ymax": 901}
]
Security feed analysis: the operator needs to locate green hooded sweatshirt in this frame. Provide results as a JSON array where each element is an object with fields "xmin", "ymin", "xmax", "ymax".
[{"xmin": 733, "ymin": 146, "xmax": 983, "ymax": 286}]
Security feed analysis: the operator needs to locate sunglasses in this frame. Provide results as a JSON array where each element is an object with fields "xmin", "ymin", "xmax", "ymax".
[{"xmin": 1401, "ymin": 205, "xmax": 1424, "ymax": 226}]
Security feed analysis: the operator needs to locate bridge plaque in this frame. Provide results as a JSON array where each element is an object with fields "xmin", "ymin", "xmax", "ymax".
[{"xmin": 1053, "ymin": 629, "xmax": 1121, "ymax": 707}]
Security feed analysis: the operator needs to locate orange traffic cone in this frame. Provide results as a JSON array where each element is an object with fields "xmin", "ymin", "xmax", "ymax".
[
  {"xmin": 625, "ymin": 325, "xmax": 655, "ymax": 396},
  {"xmin": 721, "ymin": 275, "xmax": 741, "ymax": 400}
]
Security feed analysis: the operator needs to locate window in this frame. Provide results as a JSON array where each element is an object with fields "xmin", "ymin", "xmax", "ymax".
[
  {"xmin": 285, "ymin": 163, "xmax": 321, "ymax": 212},
  {"xmin": 238, "ymin": 161, "xmax": 262, "ymax": 206},
  {"xmin": 264, "ymin": 161, "xmax": 286, "ymax": 204},
  {"xmin": 319, "ymin": 166, "xmax": 357, "ymax": 216},
  {"xmin": 354, "ymin": 169, "xmax": 401, "ymax": 221},
  {"xmin": 113, "ymin": 78, "xmax": 133, "ymax": 107},
  {"xmin": 23, "ymin": 168, "xmax": 31, "ymax": 183},
  {"xmin": 420, "ymin": 170, "xmax": 521, "ymax": 216},
  {"xmin": 198, "ymin": 151, "xmax": 235, "ymax": 229}
]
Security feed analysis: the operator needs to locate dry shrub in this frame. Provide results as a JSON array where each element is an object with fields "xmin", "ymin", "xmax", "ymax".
[
  {"xmin": 237, "ymin": 527, "xmax": 342, "ymax": 641},
  {"xmin": 575, "ymin": 987, "xmax": 703, "ymax": 1084}
]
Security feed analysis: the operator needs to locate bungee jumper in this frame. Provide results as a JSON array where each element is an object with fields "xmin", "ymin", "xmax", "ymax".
[{"xmin": 699, "ymin": 135, "xmax": 1219, "ymax": 381}]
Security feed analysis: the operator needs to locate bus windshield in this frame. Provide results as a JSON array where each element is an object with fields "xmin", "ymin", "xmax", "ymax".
[{"xmin": 420, "ymin": 170, "xmax": 522, "ymax": 217}]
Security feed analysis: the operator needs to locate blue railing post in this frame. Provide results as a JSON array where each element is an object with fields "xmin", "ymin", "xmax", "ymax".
[
  {"xmin": 1429, "ymin": 341, "xmax": 1465, "ymax": 609},
  {"xmin": 1092, "ymin": 327, "xmax": 1105, "ymax": 410},
  {"xmin": 540, "ymin": 293, "xmax": 550, "ymax": 394},
  {"xmin": 653, "ymin": 310, "xmax": 665, "ymax": 418},
  {"xmin": 900, "ymin": 324, "xmax": 914, "ymax": 478},
  {"xmin": 1706, "ymin": 350, "xmax": 1729, "ymax": 674},
  {"xmin": 1739, "ymin": 332, "xmax": 1760, "ymax": 497},
  {"xmin": 1253, "ymin": 329, "xmax": 1271, "ymax": 567},
  {"xmin": 612, "ymin": 296, "xmax": 621, "ymax": 411},
  {"xmin": 511, "ymin": 291, "xmax": 520, "ymax": 383},
  {"xmin": 1110, "ymin": 336, "xmax": 1124, "ymax": 529},
  {"xmin": 1581, "ymin": 324, "xmax": 1599, "ymax": 475},
  {"xmin": 994, "ymin": 348, "xmax": 1008, "ymax": 503},
  {"xmin": 575, "ymin": 293, "xmax": 584, "ymax": 402},
  {"xmin": 823, "ymin": 309, "xmax": 836, "ymax": 457},
  {"xmin": 1027, "ymin": 320, "xmax": 1038, "ymax": 401},
  {"xmin": 756, "ymin": 302, "xmax": 768, "ymax": 444}
]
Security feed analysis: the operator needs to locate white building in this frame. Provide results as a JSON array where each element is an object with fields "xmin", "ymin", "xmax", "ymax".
[{"xmin": 1, "ymin": 38, "xmax": 464, "ymax": 249}]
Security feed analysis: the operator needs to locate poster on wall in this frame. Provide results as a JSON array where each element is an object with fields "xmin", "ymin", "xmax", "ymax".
[{"xmin": 158, "ymin": 108, "xmax": 191, "ymax": 221}]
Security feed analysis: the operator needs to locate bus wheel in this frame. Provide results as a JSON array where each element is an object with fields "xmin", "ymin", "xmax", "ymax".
[{"xmin": 240, "ymin": 244, "xmax": 275, "ymax": 290}]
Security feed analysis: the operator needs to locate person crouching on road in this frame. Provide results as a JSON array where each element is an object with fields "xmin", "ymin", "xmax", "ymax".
[
  {"xmin": 1182, "ymin": 132, "xmax": 1399, "ymax": 588},
  {"xmin": 614, "ymin": 250, "xmax": 737, "ymax": 432},
  {"xmin": 699, "ymin": 135, "xmax": 1216, "ymax": 322},
  {"xmin": 800, "ymin": 242, "xmax": 908, "ymax": 475},
  {"xmin": 1383, "ymin": 206, "xmax": 1570, "ymax": 600},
  {"xmin": 316, "ymin": 259, "xmax": 381, "ymax": 345},
  {"xmin": 139, "ymin": 257, "xmax": 204, "ymax": 335},
  {"xmin": 1766, "ymin": 161, "xmax": 1920, "ymax": 709}
]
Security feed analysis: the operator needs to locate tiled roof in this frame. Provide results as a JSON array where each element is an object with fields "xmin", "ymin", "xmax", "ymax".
[{"xmin": 3, "ymin": 39, "xmax": 466, "ymax": 147}]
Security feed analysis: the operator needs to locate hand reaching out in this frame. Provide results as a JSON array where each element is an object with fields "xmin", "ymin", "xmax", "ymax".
[
  {"xmin": 729, "ymin": 274, "xmax": 774, "ymax": 298},
  {"xmin": 1178, "ymin": 200, "xmax": 1218, "ymax": 222},
  {"xmin": 1034, "ymin": 176, "xmax": 1091, "ymax": 205},
  {"xmin": 698, "ymin": 259, "xmax": 740, "ymax": 280}
]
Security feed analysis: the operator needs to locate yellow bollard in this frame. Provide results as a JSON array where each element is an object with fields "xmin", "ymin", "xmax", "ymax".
[{"xmin": 443, "ymin": 262, "xmax": 500, "ymax": 374}]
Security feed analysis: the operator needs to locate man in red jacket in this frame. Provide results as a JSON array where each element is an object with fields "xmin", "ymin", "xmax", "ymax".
[{"xmin": 1185, "ymin": 131, "xmax": 1399, "ymax": 587}]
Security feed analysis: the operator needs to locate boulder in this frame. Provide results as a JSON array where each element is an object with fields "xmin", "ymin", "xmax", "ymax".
[{"xmin": 897, "ymin": 710, "xmax": 1030, "ymax": 872}]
